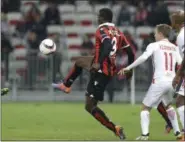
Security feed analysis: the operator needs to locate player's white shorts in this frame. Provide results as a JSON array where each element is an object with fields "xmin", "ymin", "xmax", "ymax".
[
  {"xmin": 143, "ymin": 81, "xmax": 173, "ymax": 108},
  {"xmin": 176, "ymin": 79, "xmax": 184, "ymax": 96}
]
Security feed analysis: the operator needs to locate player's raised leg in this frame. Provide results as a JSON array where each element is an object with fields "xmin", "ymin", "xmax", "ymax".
[{"xmin": 52, "ymin": 56, "xmax": 93, "ymax": 93}]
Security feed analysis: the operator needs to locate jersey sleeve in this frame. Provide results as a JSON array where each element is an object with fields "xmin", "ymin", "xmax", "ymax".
[
  {"xmin": 126, "ymin": 43, "xmax": 155, "ymax": 70},
  {"xmin": 142, "ymin": 43, "xmax": 156, "ymax": 59},
  {"xmin": 94, "ymin": 28, "xmax": 110, "ymax": 63},
  {"xmin": 120, "ymin": 34, "xmax": 130, "ymax": 49},
  {"xmin": 96, "ymin": 28, "xmax": 110, "ymax": 43}
]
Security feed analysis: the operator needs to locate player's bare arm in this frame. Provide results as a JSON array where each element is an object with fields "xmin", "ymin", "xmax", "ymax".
[{"xmin": 173, "ymin": 59, "xmax": 185, "ymax": 88}]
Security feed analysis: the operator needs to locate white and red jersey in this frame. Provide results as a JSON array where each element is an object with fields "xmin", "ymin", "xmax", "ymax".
[
  {"xmin": 176, "ymin": 27, "xmax": 184, "ymax": 57},
  {"xmin": 126, "ymin": 39, "xmax": 182, "ymax": 83},
  {"xmin": 176, "ymin": 26, "xmax": 184, "ymax": 96}
]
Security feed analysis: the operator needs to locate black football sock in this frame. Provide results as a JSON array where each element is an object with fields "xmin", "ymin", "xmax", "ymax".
[
  {"xmin": 91, "ymin": 106, "xmax": 116, "ymax": 133},
  {"xmin": 64, "ymin": 64, "xmax": 82, "ymax": 87},
  {"xmin": 157, "ymin": 102, "xmax": 172, "ymax": 128}
]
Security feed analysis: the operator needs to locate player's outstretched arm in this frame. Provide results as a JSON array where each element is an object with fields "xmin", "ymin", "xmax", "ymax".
[
  {"xmin": 125, "ymin": 46, "xmax": 135, "ymax": 65},
  {"xmin": 118, "ymin": 53, "xmax": 148, "ymax": 75},
  {"xmin": 118, "ymin": 43, "xmax": 154, "ymax": 75}
]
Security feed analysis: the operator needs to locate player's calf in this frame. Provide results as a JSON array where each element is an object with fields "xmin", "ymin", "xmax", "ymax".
[
  {"xmin": 136, "ymin": 104, "xmax": 151, "ymax": 140},
  {"xmin": 157, "ymin": 102, "xmax": 173, "ymax": 133},
  {"xmin": 139, "ymin": 105, "xmax": 151, "ymax": 137},
  {"xmin": 85, "ymin": 95, "xmax": 125, "ymax": 140},
  {"xmin": 85, "ymin": 95, "xmax": 116, "ymax": 133}
]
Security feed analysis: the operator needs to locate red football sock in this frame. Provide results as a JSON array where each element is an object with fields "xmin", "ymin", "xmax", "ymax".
[
  {"xmin": 91, "ymin": 107, "xmax": 116, "ymax": 133},
  {"xmin": 64, "ymin": 64, "xmax": 82, "ymax": 87},
  {"xmin": 157, "ymin": 102, "xmax": 172, "ymax": 128}
]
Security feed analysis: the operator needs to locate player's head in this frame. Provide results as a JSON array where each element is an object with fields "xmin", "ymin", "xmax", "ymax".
[
  {"xmin": 154, "ymin": 24, "xmax": 172, "ymax": 41},
  {"xmin": 170, "ymin": 10, "xmax": 184, "ymax": 32},
  {"xmin": 98, "ymin": 8, "xmax": 113, "ymax": 25}
]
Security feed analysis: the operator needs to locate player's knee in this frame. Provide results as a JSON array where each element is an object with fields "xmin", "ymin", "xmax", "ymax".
[
  {"xmin": 75, "ymin": 58, "xmax": 83, "ymax": 67},
  {"xmin": 85, "ymin": 103, "xmax": 94, "ymax": 113},
  {"xmin": 141, "ymin": 104, "xmax": 151, "ymax": 111},
  {"xmin": 85, "ymin": 95, "xmax": 96, "ymax": 112},
  {"xmin": 165, "ymin": 103, "xmax": 172, "ymax": 110},
  {"xmin": 85, "ymin": 104, "xmax": 90, "ymax": 112}
]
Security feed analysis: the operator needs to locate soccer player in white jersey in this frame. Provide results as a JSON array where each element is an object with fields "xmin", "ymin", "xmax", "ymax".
[
  {"xmin": 171, "ymin": 10, "xmax": 185, "ymax": 140},
  {"xmin": 118, "ymin": 24, "xmax": 182, "ymax": 140}
]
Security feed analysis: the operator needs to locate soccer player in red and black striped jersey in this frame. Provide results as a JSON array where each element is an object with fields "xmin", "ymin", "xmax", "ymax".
[{"xmin": 52, "ymin": 8, "xmax": 135, "ymax": 139}]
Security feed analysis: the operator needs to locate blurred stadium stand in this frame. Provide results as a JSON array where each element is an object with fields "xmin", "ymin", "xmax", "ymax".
[{"xmin": 1, "ymin": 0, "xmax": 184, "ymax": 103}]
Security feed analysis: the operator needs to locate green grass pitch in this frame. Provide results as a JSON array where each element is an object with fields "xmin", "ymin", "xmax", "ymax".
[{"xmin": 2, "ymin": 102, "xmax": 178, "ymax": 141}]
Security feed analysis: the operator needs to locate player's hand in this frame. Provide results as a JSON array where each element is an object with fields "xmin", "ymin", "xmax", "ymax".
[
  {"xmin": 172, "ymin": 74, "xmax": 181, "ymax": 89},
  {"xmin": 90, "ymin": 63, "xmax": 100, "ymax": 72},
  {"xmin": 118, "ymin": 68, "xmax": 130, "ymax": 75}
]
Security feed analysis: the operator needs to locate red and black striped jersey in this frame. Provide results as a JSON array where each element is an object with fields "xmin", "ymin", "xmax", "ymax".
[{"xmin": 93, "ymin": 22, "xmax": 130, "ymax": 76}]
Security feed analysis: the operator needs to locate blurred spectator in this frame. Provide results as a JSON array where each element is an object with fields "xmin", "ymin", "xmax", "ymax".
[
  {"xmin": 25, "ymin": 29, "xmax": 40, "ymax": 89},
  {"xmin": 81, "ymin": 35, "xmax": 94, "ymax": 56},
  {"xmin": 115, "ymin": 50, "xmax": 129, "ymax": 93},
  {"xmin": 79, "ymin": 35, "xmax": 94, "ymax": 89},
  {"xmin": 142, "ymin": 32, "xmax": 155, "ymax": 83},
  {"xmin": 117, "ymin": 2, "xmax": 131, "ymax": 26},
  {"xmin": 17, "ymin": 4, "xmax": 47, "ymax": 40},
  {"xmin": 42, "ymin": 2, "xmax": 61, "ymax": 26},
  {"xmin": 26, "ymin": 29, "xmax": 40, "ymax": 51},
  {"xmin": 134, "ymin": 1, "xmax": 148, "ymax": 26},
  {"xmin": 1, "ymin": 0, "xmax": 20, "ymax": 13},
  {"xmin": 42, "ymin": 0, "xmax": 75, "ymax": 4},
  {"xmin": 124, "ymin": 30, "xmax": 138, "ymax": 52},
  {"xmin": 1, "ymin": 33, "xmax": 14, "ymax": 82},
  {"xmin": 1, "ymin": 13, "xmax": 9, "ymax": 37},
  {"xmin": 49, "ymin": 35, "xmax": 62, "ymax": 82},
  {"xmin": 89, "ymin": 0, "xmax": 109, "ymax": 4},
  {"xmin": 106, "ymin": 77, "xmax": 116, "ymax": 103},
  {"xmin": 142, "ymin": 32, "xmax": 154, "ymax": 51},
  {"xmin": 147, "ymin": 1, "xmax": 170, "ymax": 26}
]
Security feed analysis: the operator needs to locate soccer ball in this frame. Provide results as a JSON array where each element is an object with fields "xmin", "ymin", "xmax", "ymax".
[{"xmin": 39, "ymin": 39, "xmax": 56, "ymax": 55}]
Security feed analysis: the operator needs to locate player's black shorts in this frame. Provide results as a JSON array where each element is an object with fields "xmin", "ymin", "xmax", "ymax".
[{"xmin": 86, "ymin": 72, "xmax": 111, "ymax": 101}]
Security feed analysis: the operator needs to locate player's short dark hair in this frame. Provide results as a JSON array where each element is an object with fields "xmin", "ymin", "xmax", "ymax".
[
  {"xmin": 156, "ymin": 24, "xmax": 172, "ymax": 38},
  {"xmin": 99, "ymin": 8, "xmax": 113, "ymax": 22}
]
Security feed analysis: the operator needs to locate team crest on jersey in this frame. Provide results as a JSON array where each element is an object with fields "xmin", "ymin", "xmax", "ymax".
[{"xmin": 108, "ymin": 30, "xmax": 120, "ymax": 36}]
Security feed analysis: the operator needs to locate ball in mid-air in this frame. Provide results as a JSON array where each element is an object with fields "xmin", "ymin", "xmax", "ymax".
[{"xmin": 39, "ymin": 39, "xmax": 56, "ymax": 55}]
